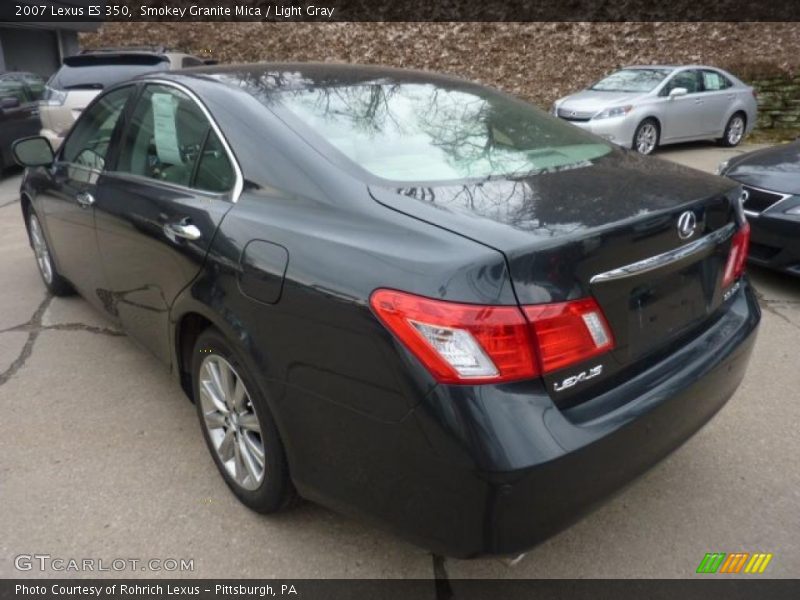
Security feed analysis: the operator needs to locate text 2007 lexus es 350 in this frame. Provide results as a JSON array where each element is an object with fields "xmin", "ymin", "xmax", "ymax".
[{"xmin": 14, "ymin": 63, "xmax": 759, "ymax": 557}]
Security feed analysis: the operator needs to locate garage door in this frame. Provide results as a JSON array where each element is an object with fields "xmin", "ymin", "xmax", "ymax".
[{"xmin": 0, "ymin": 27, "xmax": 60, "ymax": 77}]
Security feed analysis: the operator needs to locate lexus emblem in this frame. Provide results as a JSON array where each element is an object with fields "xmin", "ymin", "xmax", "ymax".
[
  {"xmin": 570, "ymin": 110, "xmax": 577, "ymax": 117},
  {"xmin": 677, "ymin": 211, "xmax": 697, "ymax": 240}
]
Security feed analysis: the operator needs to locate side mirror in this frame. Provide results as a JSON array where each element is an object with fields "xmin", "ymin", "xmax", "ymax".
[
  {"xmin": 12, "ymin": 136, "xmax": 54, "ymax": 167},
  {"xmin": 669, "ymin": 87, "xmax": 688, "ymax": 98},
  {"xmin": 0, "ymin": 96, "xmax": 21, "ymax": 110}
]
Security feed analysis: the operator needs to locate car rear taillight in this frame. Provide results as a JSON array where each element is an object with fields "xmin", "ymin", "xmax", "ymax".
[
  {"xmin": 522, "ymin": 298, "xmax": 614, "ymax": 374},
  {"xmin": 722, "ymin": 222, "xmax": 751, "ymax": 289},
  {"xmin": 370, "ymin": 290, "xmax": 614, "ymax": 384},
  {"xmin": 370, "ymin": 289, "xmax": 537, "ymax": 383}
]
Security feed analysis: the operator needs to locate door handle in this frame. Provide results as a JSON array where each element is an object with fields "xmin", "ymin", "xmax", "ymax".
[
  {"xmin": 76, "ymin": 192, "xmax": 95, "ymax": 208},
  {"xmin": 164, "ymin": 220, "xmax": 202, "ymax": 242},
  {"xmin": 694, "ymin": 99, "xmax": 704, "ymax": 104}
]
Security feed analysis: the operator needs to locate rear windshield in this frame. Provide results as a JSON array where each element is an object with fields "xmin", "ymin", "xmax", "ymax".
[
  {"xmin": 267, "ymin": 82, "xmax": 612, "ymax": 183},
  {"xmin": 591, "ymin": 69, "xmax": 671, "ymax": 93},
  {"xmin": 49, "ymin": 55, "xmax": 169, "ymax": 91}
]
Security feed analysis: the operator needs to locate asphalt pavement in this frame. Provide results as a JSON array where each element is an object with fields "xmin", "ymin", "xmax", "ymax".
[{"xmin": 1, "ymin": 142, "xmax": 798, "ymax": 580}]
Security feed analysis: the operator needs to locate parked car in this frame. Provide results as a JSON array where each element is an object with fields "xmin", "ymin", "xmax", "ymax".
[
  {"xmin": 719, "ymin": 140, "xmax": 800, "ymax": 276},
  {"xmin": 552, "ymin": 65, "xmax": 757, "ymax": 155},
  {"xmin": 40, "ymin": 46, "xmax": 208, "ymax": 150},
  {"xmin": 14, "ymin": 63, "xmax": 760, "ymax": 557},
  {"xmin": 0, "ymin": 71, "xmax": 45, "ymax": 174}
]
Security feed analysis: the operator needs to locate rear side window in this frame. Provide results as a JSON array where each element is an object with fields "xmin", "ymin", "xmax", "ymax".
[
  {"xmin": 61, "ymin": 86, "xmax": 132, "ymax": 170},
  {"xmin": 181, "ymin": 56, "xmax": 204, "ymax": 68},
  {"xmin": 49, "ymin": 55, "xmax": 169, "ymax": 91},
  {"xmin": 702, "ymin": 70, "xmax": 732, "ymax": 91},
  {"xmin": 194, "ymin": 131, "xmax": 235, "ymax": 192},
  {"xmin": 116, "ymin": 84, "xmax": 234, "ymax": 192}
]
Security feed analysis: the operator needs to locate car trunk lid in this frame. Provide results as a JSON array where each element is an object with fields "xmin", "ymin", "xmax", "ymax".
[{"xmin": 369, "ymin": 150, "xmax": 744, "ymax": 407}]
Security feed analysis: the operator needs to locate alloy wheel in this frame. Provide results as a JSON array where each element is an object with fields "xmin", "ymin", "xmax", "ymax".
[
  {"xmin": 636, "ymin": 123, "xmax": 658, "ymax": 154},
  {"xmin": 727, "ymin": 116, "xmax": 745, "ymax": 145},
  {"xmin": 198, "ymin": 354, "xmax": 266, "ymax": 490},
  {"xmin": 29, "ymin": 214, "xmax": 54, "ymax": 284}
]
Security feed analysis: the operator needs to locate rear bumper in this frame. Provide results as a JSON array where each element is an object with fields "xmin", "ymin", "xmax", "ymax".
[
  {"xmin": 747, "ymin": 213, "xmax": 800, "ymax": 276},
  {"xmin": 412, "ymin": 279, "xmax": 760, "ymax": 556}
]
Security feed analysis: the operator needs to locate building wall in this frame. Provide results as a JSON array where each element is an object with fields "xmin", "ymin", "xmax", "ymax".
[
  {"xmin": 0, "ymin": 27, "xmax": 60, "ymax": 75},
  {"xmin": 60, "ymin": 30, "xmax": 81, "ymax": 58},
  {"xmin": 0, "ymin": 23, "xmax": 93, "ymax": 77}
]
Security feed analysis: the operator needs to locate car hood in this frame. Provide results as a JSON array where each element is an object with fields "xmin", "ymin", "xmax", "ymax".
[
  {"xmin": 724, "ymin": 141, "xmax": 800, "ymax": 195},
  {"xmin": 369, "ymin": 147, "xmax": 737, "ymax": 254},
  {"xmin": 557, "ymin": 90, "xmax": 644, "ymax": 112}
]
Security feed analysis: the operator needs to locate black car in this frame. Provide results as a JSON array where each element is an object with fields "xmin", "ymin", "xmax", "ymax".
[
  {"xmin": 13, "ymin": 63, "xmax": 760, "ymax": 557},
  {"xmin": 719, "ymin": 141, "xmax": 800, "ymax": 276},
  {"xmin": 0, "ymin": 71, "xmax": 44, "ymax": 174}
]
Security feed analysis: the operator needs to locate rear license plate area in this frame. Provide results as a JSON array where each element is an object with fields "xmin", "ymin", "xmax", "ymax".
[{"xmin": 627, "ymin": 262, "xmax": 709, "ymax": 359}]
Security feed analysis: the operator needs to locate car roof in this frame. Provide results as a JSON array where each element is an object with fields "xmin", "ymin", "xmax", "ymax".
[
  {"xmin": 623, "ymin": 64, "xmax": 727, "ymax": 71},
  {"xmin": 142, "ymin": 61, "xmax": 483, "ymax": 94}
]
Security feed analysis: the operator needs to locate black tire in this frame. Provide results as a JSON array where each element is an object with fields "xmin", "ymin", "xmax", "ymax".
[
  {"xmin": 191, "ymin": 327, "xmax": 297, "ymax": 513},
  {"xmin": 718, "ymin": 113, "xmax": 746, "ymax": 147},
  {"xmin": 25, "ymin": 208, "xmax": 74, "ymax": 296},
  {"xmin": 632, "ymin": 118, "xmax": 660, "ymax": 155}
]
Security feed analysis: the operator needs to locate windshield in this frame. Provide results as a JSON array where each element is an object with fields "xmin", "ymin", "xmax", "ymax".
[
  {"xmin": 591, "ymin": 69, "xmax": 671, "ymax": 93},
  {"xmin": 266, "ymin": 82, "xmax": 611, "ymax": 182},
  {"xmin": 50, "ymin": 56, "xmax": 169, "ymax": 91}
]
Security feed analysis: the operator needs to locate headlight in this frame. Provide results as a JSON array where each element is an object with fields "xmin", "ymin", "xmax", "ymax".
[
  {"xmin": 716, "ymin": 159, "xmax": 730, "ymax": 175},
  {"xmin": 592, "ymin": 105, "xmax": 633, "ymax": 120},
  {"xmin": 41, "ymin": 86, "xmax": 67, "ymax": 107}
]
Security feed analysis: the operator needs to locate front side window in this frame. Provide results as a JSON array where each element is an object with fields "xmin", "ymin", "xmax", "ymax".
[
  {"xmin": 61, "ymin": 86, "xmax": 132, "ymax": 170},
  {"xmin": 590, "ymin": 69, "xmax": 671, "ymax": 93},
  {"xmin": 663, "ymin": 70, "xmax": 702, "ymax": 95},
  {"xmin": 267, "ymin": 82, "xmax": 611, "ymax": 182},
  {"xmin": 701, "ymin": 70, "xmax": 732, "ymax": 91},
  {"xmin": 116, "ymin": 84, "xmax": 234, "ymax": 192}
]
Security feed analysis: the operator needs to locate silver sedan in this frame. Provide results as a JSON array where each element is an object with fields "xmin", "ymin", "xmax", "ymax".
[{"xmin": 552, "ymin": 65, "xmax": 758, "ymax": 155}]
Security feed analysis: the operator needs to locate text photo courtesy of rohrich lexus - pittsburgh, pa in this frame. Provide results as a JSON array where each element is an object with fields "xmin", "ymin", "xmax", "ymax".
[{"xmin": 0, "ymin": 1, "xmax": 799, "ymax": 599}]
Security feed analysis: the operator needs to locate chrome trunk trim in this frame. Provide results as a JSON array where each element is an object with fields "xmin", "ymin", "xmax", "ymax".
[{"xmin": 590, "ymin": 223, "xmax": 735, "ymax": 284}]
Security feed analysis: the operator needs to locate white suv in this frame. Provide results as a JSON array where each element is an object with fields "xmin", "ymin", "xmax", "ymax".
[{"xmin": 40, "ymin": 47, "xmax": 208, "ymax": 149}]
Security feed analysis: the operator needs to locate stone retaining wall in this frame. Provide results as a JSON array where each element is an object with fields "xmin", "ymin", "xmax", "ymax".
[{"xmin": 752, "ymin": 75, "xmax": 800, "ymax": 130}]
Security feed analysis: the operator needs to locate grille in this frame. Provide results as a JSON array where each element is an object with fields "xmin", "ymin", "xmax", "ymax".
[
  {"xmin": 557, "ymin": 108, "xmax": 594, "ymax": 122},
  {"xmin": 742, "ymin": 185, "xmax": 789, "ymax": 214}
]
